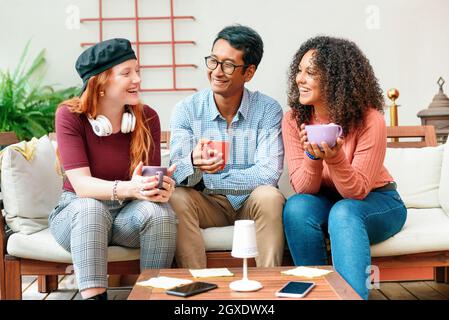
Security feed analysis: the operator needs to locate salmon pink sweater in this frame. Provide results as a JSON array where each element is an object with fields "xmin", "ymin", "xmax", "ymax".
[{"xmin": 282, "ymin": 108, "xmax": 393, "ymax": 200}]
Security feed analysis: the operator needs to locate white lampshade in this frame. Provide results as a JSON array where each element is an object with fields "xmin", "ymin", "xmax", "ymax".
[
  {"xmin": 229, "ymin": 220, "xmax": 262, "ymax": 292},
  {"xmin": 231, "ymin": 220, "xmax": 258, "ymax": 258}
]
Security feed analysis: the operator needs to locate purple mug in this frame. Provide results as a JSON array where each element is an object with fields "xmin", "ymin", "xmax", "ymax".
[
  {"xmin": 142, "ymin": 166, "xmax": 168, "ymax": 189},
  {"xmin": 305, "ymin": 123, "xmax": 343, "ymax": 149}
]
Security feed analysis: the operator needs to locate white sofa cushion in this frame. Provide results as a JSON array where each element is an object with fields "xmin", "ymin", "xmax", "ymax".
[
  {"xmin": 203, "ymin": 208, "xmax": 449, "ymax": 257},
  {"xmin": 439, "ymin": 139, "xmax": 449, "ymax": 215},
  {"xmin": 278, "ymin": 157, "xmax": 295, "ymax": 199},
  {"xmin": 370, "ymin": 208, "xmax": 449, "ymax": 257},
  {"xmin": 7, "ymin": 228, "xmax": 140, "ymax": 263},
  {"xmin": 384, "ymin": 145, "xmax": 444, "ymax": 208},
  {"xmin": 1, "ymin": 135, "xmax": 63, "ymax": 234},
  {"xmin": 202, "ymin": 226, "xmax": 234, "ymax": 251},
  {"xmin": 161, "ymin": 148, "xmax": 170, "ymax": 167}
]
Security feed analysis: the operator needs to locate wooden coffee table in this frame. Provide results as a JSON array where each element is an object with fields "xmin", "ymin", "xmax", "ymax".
[{"xmin": 127, "ymin": 266, "xmax": 361, "ymax": 300}]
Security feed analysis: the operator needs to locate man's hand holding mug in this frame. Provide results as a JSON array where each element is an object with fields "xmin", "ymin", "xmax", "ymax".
[{"xmin": 192, "ymin": 139, "xmax": 229, "ymax": 174}]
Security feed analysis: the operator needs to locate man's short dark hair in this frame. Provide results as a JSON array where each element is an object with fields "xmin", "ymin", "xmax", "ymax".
[{"xmin": 213, "ymin": 25, "xmax": 264, "ymax": 69}]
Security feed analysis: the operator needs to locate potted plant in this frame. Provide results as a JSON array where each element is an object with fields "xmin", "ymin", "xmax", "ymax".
[{"xmin": 0, "ymin": 42, "xmax": 79, "ymax": 141}]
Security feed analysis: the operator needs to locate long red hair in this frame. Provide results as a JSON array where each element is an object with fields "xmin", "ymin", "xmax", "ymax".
[{"xmin": 57, "ymin": 69, "xmax": 153, "ymax": 177}]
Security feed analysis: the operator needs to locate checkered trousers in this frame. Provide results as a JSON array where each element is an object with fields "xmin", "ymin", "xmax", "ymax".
[{"xmin": 48, "ymin": 191, "xmax": 178, "ymax": 291}]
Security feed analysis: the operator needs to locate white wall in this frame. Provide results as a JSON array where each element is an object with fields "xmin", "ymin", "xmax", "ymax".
[{"xmin": 1, "ymin": 0, "xmax": 448, "ymax": 129}]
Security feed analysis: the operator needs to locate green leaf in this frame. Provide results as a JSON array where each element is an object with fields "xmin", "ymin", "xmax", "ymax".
[
  {"xmin": 12, "ymin": 40, "xmax": 31, "ymax": 81},
  {"xmin": 0, "ymin": 41, "xmax": 80, "ymax": 140}
]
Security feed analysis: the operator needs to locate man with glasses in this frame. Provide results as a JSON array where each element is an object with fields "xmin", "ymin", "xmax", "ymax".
[{"xmin": 169, "ymin": 25, "xmax": 285, "ymax": 268}]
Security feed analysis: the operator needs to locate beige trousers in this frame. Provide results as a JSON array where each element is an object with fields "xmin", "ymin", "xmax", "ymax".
[{"xmin": 169, "ymin": 185, "xmax": 285, "ymax": 268}]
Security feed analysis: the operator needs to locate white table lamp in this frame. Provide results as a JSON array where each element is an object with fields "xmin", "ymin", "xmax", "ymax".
[{"xmin": 229, "ymin": 220, "xmax": 263, "ymax": 292}]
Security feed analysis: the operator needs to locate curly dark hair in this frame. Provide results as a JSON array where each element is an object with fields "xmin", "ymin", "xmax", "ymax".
[{"xmin": 287, "ymin": 36, "xmax": 384, "ymax": 135}]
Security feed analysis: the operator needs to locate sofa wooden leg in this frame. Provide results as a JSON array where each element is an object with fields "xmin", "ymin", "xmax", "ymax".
[
  {"xmin": 108, "ymin": 274, "xmax": 122, "ymax": 287},
  {"xmin": 119, "ymin": 274, "xmax": 139, "ymax": 287},
  {"xmin": 434, "ymin": 267, "xmax": 444, "ymax": 282},
  {"xmin": 434, "ymin": 267, "xmax": 449, "ymax": 283},
  {"xmin": 108, "ymin": 274, "xmax": 139, "ymax": 287},
  {"xmin": 444, "ymin": 267, "xmax": 448, "ymax": 283},
  {"xmin": 5, "ymin": 256, "xmax": 21, "ymax": 300},
  {"xmin": 38, "ymin": 275, "xmax": 58, "ymax": 293},
  {"xmin": 0, "ymin": 258, "xmax": 5, "ymax": 300},
  {"xmin": 443, "ymin": 267, "xmax": 449, "ymax": 284},
  {"xmin": 441, "ymin": 267, "xmax": 449, "ymax": 284}
]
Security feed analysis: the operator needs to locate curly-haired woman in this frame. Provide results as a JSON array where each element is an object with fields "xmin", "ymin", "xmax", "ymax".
[{"xmin": 282, "ymin": 36, "xmax": 407, "ymax": 299}]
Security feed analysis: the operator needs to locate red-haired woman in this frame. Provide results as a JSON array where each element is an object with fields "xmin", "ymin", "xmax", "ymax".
[{"xmin": 49, "ymin": 38, "xmax": 177, "ymax": 300}]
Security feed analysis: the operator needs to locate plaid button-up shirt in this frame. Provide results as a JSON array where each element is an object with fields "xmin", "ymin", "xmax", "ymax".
[{"xmin": 169, "ymin": 88, "xmax": 284, "ymax": 210}]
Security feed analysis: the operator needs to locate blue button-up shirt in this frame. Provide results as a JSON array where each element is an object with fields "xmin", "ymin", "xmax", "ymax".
[{"xmin": 169, "ymin": 88, "xmax": 284, "ymax": 210}]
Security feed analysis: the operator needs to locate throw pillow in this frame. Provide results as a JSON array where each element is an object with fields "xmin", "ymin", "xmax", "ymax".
[
  {"xmin": 1, "ymin": 135, "xmax": 63, "ymax": 234},
  {"xmin": 439, "ymin": 139, "xmax": 449, "ymax": 215},
  {"xmin": 384, "ymin": 145, "xmax": 444, "ymax": 208}
]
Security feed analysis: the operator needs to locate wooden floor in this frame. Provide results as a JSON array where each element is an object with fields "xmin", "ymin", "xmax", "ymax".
[
  {"xmin": 21, "ymin": 275, "xmax": 131, "ymax": 300},
  {"xmin": 20, "ymin": 275, "xmax": 449, "ymax": 300},
  {"xmin": 368, "ymin": 281, "xmax": 449, "ymax": 300}
]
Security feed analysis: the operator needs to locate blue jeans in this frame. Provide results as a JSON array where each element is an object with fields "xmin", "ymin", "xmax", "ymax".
[{"xmin": 283, "ymin": 189, "xmax": 407, "ymax": 300}]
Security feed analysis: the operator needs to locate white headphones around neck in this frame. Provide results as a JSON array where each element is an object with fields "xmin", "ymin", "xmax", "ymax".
[{"xmin": 88, "ymin": 108, "xmax": 136, "ymax": 137}]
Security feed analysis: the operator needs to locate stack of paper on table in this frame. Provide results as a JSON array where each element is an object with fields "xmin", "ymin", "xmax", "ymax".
[
  {"xmin": 189, "ymin": 268, "xmax": 234, "ymax": 278},
  {"xmin": 281, "ymin": 266, "xmax": 333, "ymax": 278},
  {"xmin": 136, "ymin": 276, "xmax": 192, "ymax": 289}
]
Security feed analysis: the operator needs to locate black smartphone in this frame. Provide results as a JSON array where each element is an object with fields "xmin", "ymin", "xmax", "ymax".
[
  {"xmin": 166, "ymin": 282, "xmax": 218, "ymax": 297},
  {"xmin": 275, "ymin": 281, "xmax": 315, "ymax": 298}
]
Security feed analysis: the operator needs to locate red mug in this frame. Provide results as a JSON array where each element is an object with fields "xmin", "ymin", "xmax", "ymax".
[{"xmin": 202, "ymin": 140, "xmax": 229, "ymax": 170}]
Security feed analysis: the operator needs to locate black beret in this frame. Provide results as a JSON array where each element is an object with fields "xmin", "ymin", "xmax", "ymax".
[{"xmin": 75, "ymin": 38, "xmax": 137, "ymax": 95}]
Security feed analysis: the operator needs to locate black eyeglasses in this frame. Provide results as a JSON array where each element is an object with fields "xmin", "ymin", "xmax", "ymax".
[{"xmin": 204, "ymin": 56, "xmax": 247, "ymax": 75}]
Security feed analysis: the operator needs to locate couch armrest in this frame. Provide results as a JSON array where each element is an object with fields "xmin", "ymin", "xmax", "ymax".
[
  {"xmin": 0, "ymin": 192, "xmax": 13, "ymax": 254},
  {"xmin": 1, "ymin": 196, "xmax": 7, "ymax": 256}
]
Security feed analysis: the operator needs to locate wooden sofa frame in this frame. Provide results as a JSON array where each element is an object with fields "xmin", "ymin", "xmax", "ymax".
[
  {"xmin": 373, "ymin": 125, "xmax": 449, "ymax": 283},
  {"xmin": 1, "ymin": 125, "xmax": 448, "ymax": 299}
]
